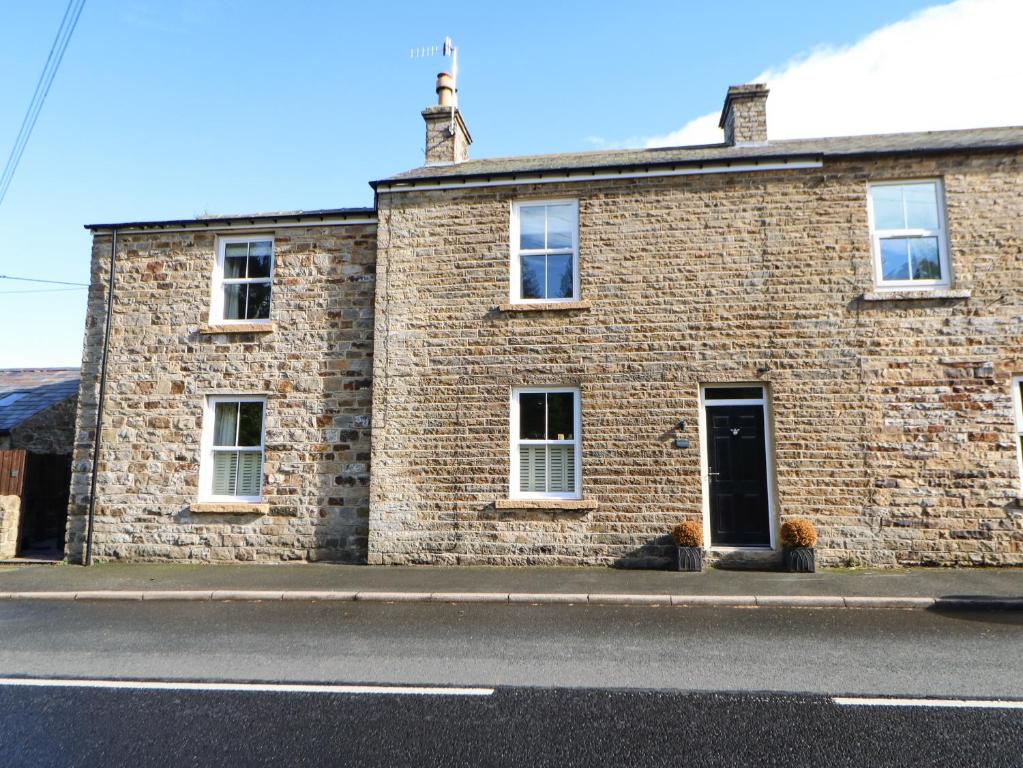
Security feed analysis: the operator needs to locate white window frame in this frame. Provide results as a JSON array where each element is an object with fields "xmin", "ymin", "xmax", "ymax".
[
  {"xmin": 198, "ymin": 395, "xmax": 266, "ymax": 503},
  {"xmin": 1013, "ymin": 377, "xmax": 1023, "ymax": 496},
  {"xmin": 867, "ymin": 179, "xmax": 951, "ymax": 290},
  {"xmin": 509, "ymin": 200, "xmax": 580, "ymax": 304},
  {"xmin": 509, "ymin": 387, "xmax": 582, "ymax": 500},
  {"xmin": 209, "ymin": 235, "xmax": 275, "ymax": 324}
]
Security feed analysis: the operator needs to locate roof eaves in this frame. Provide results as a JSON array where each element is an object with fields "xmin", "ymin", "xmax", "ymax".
[
  {"xmin": 371, "ymin": 151, "xmax": 823, "ymax": 189},
  {"xmin": 85, "ymin": 207, "xmax": 378, "ymax": 232}
]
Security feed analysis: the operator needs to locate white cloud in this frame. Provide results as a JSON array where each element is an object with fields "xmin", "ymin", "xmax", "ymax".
[{"xmin": 643, "ymin": 0, "xmax": 1023, "ymax": 148}]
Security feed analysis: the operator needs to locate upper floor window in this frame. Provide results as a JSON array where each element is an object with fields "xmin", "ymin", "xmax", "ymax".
[
  {"xmin": 212, "ymin": 237, "xmax": 274, "ymax": 322},
  {"xmin": 200, "ymin": 396, "xmax": 266, "ymax": 502},
  {"xmin": 868, "ymin": 181, "xmax": 950, "ymax": 289},
  {"xmin": 510, "ymin": 388, "xmax": 581, "ymax": 499},
  {"xmin": 510, "ymin": 201, "xmax": 579, "ymax": 303}
]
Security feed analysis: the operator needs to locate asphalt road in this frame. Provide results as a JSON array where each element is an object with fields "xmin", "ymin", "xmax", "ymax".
[
  {"xmin": 0, "ymin": 602, "xmax": 1020, "ymax": 766},
  {"xmin": 0, "ymin": 601, "xmax": 1020, "ymax": 695},
  {"xmin": 2, "ymin": 684, "xmax": 1022, "ymax": 767}
]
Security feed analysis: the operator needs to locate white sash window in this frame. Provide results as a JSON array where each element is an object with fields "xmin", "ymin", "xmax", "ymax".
[
  {"xmin": 200, "ymin": 396, "xmax": 265, "ymax": 502},
  {"xmin": 510, "ymin": 388, "xmax": 581, "ymax": 499},
  {"xmin": 211, "ymin": 237, "xmax": 274, "ymax": 322},
  {"xmin": 868, "ymin": 181, "xmax": 950, "ymax": 289},
  {"xmin": 510, "ymin": 201, "xmax": 579, "ymax": 303}
]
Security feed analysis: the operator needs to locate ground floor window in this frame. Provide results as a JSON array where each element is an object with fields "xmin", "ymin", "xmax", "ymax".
[
  {"xmin": 200, "ymin": 396, "xmax": 265, "ymax": 501},
  {"xmin": 510, "ymin": 388, "xmax": 581, "ymax": 499}
]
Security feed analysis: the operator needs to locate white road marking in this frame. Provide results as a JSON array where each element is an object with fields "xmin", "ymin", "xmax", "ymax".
[
  {"xmin": 834, "ymin": 696, "xmax": 1023, "ymax": 709},
  {"xmin": 0, "ymin": 677, "xmax": 493, "ymax": 696}
]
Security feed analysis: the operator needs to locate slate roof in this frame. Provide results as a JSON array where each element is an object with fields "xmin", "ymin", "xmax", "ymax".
[
  {"xmin": 375, "ymin": 126, "xmax": 1023, "ymax": 185},
  {"xmin": 0, "ymin": 369, "xmax": 80, "ymax": 433},
  {"xmin": 85, "ymin": 207, "xmax": 377, "ymax": 232}
]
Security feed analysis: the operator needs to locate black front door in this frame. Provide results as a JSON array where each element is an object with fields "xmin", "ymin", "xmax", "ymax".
[{"xmin": 705, "ymin": 405, "xmax": 770, "ymax": 547}]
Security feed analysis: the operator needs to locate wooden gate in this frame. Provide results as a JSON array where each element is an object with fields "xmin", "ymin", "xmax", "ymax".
[{"xmin": 0, "ymin": 450, "xmax": 27, "ymax": 497}]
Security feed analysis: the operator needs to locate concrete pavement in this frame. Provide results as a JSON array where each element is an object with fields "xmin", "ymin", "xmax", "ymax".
[{"xmin": 0, "ymin": 562, "xmax": 1021, "ymax": 609}]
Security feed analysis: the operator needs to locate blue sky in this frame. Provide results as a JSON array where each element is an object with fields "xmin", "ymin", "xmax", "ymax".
[{"xmin": 0, "ymin": 0, "xmax": 1018, "ymax": 367}]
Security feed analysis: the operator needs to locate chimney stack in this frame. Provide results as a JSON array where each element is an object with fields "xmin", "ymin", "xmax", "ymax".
[
  {"xmin": 719, "ymin": 83, "xmax": 769, "ymax": 146},
  {"xmin": 423, "ymin": 71, "xmax": 472, "ymax": 165}
]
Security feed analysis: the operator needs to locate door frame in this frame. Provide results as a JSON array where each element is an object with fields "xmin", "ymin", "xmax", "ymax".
[{"xmin": 698, "ymin": 383, "xmax": 778, "ymax": 551}]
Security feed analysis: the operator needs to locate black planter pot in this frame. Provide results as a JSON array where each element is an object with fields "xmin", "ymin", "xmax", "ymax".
[
  {"xmin": 783, "ymin": 547, "xmax": 816, "ymax": 573},
  {"xmin": 674, "ymin": 546, "xmax": 704, "ymax": 572}
]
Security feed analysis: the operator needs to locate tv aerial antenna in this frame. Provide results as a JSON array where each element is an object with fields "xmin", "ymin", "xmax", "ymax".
[{"xmin": 411, "ymin": 36, "xmax": 459, "ymax": 132}]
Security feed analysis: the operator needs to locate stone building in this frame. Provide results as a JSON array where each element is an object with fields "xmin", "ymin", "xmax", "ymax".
[{"xmin": 68, "ymin": 78, "xmax": 1023, "ymax": 567}]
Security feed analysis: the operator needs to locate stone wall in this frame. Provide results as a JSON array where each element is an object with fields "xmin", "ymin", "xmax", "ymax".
[
  {"xmin": 370, "ymin": 150, "xmax": 1023, "ymax": 567},
  {"xmin": 66, "ymin": 223, "xmax": 376, "ymax": 563},
  {"xmin": 9, "ymin": 395, "xmax": 77, "ymax": 455},
  {"xmin": 0, "ymin": 495, "xmax": 19, "ymax": 559}
]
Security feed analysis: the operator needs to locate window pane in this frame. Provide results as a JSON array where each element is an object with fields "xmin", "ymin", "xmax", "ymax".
[
  {"xmin": 225, "ymin": 243, "xmax": 249, "ymax": 258},
  {"xmin": 880, "ymin": 238, "xmax": 910, "ymax": 281},
  {"xmin": 518, "ymin": 445, "xmax": 546, "ymax": 493},
  {"xmin": 212, "ymin": 451, "xmax": 238, "ymax": 495},
  {"xmin": 519, "ymin": 393, "xmax": 546, "ymax": 440},
  {"xmin": 904, "ymin": 184, "xmax": 939, "ymax": 230},
  {"xmin": 236, "ymin": 451, "xmax": 262, "ymax": 496},
  {"xmin": 519, "ymin": 206, "xmax": 545, "ymax": 250},
  {"xmin": 546, "ymin": 254, "xmax": 573, "ymax": 299},
  {"xmin": 247, "ymin": 254, "xmax": 272, "ymax": 279},
  {"xmin": 520, "ymin": 255, "xmax": 546, "ymax": 299},
  {"xmin": 871, "ymin": 186, "xmax": 905, "ymax": 230},
  {"xmin": 909, "ymin": 237, "xmax": 942, "ymax": 279},
  {"xmin": 249, "ymin": 240, "xmax": 272, "ymax": 258},
  {"xmin": 213, "ymin": 402, "xmax": 238, "ymax": 447},
  {"xmin": 548, "ymin": 445, "xmax": 574, "ymax": 493},
  {"xmin": 547, "ymin": 393, "xmax": 574, "ymax": 440},
  {"xmin": 705, "ymin": 386, "xmax": 763, "ymax": 400},
  {"xmin": 547, "ymin": 204, "xmax": 574, "ymax": 249},
  {"xmin": 245, "ymin": 282, "xmax": 271, "ymax": 319},
  {"xmin": 223, "ymin": 284, "xmax": 246, "ymax": 319},
  {"xmin": 237, "ymin": 402, "xmax": 263, "ymax": 447},
  {"xmin": 223, "ymin": 255, "xmax": 247, "ymax": 279}
]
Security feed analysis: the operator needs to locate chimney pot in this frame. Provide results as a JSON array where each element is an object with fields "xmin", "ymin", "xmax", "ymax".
[
  {"xmin": 719, "ymin": 83, "xmax": 769, "ymax": 146},
  {"xmin": 436, "ymin": 71, "xmax": 456, "ymax": 107}
]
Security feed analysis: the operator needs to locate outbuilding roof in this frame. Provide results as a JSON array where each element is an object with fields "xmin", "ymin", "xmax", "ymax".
[{"xmin": 0, "ymin": 368, "xmax": 80, "ymax": 433}]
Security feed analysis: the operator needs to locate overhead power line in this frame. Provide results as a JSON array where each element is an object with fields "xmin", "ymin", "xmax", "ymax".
[
  {"xmin": 0, "ymin": 0, "xmax": 87, "ymax": 209},
  {"xmin": 0, "ymin": 274, "xmax": 89, "ymax": 286},
  {"xmin": 0, "ymin": 286, "xmax": 87, "ymax": 295}
]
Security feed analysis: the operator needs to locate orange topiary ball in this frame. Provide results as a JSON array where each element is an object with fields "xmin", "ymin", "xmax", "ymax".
[
  {"xmin": 671, "ymin": 520, "xmax": 704, "ymax": 548},
  {"xmin": 780, "ymin": 518, "xmax": 818, "ymax": 548}
]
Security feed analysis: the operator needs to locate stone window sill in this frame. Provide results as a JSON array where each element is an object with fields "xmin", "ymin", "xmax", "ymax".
[
  {"xmin": 861, "ymin": 289, "xmax": 970, "ymax": 302},
  {"xmin": 497, "ymin": 300, "xmax": 592, "ymax": 313},
  {"xmin": 199, "ymin": 322, "xmax": 276, "ymax": 335},
  {"xmin": 494, "ymin": 498, "xmax": 598, "ymax": 511},
  {"xmin": 190, "ymin": 502, "xmax": 269, "ymax": 515}
]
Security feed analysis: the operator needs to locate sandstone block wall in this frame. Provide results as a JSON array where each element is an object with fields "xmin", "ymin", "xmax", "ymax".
[
  {"xmin": 9, "ymin": 395, "xmax": 77, "ymax": 455},
  {"xmin": 0, "ymin": 495, "xmax": 19, "ymax": 559},
  {"xmin": 66, "ymin": 223, "xmax": 376, "ymax": 563},
  {"xmin": 370, "ymin": 150, "xmax": 1023, "ymax": 567}
]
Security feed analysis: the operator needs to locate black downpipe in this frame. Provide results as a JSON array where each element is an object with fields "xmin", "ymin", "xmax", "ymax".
[{"xmin": 84, "ymin": 229, "xmax": 117, "ymax": 566}]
